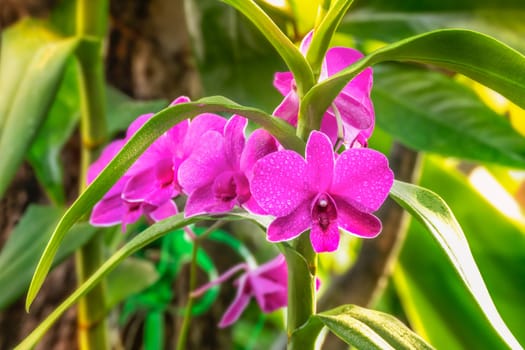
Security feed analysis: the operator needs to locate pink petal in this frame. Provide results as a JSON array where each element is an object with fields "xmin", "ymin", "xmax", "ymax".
[
  {"xmin": 299, "ymin": 30, "xmax": 314, "ymax": 55},
  {"xmin": 184, "ymin": 185, "xmax": 235, "ymax": 217},
  {"xmin": 331, "ymin": 148, "xmax": 393, "ymax": 212},
  {"xmin": 224, "ymin": 115, "xmax": 247, "ymax": 170},
  {"xmin": 250, "ymin": 276, "xmax": 286, "ymax": 312},
  {"xmin": 335, "ymin": 198, "xmax": 382, "ymax": 238},
  {"xmin": 90, "ymin": 194, "xmax": 124, "ymax": 227},
  {"xmin": 183, "ymin": 113, "xmax": 226, "ymax": 157},
  {"xmin": 305, "ymin": 131, "xmax": 334, "ymax": 192},
  {"xmin": 126, "ymin": 113, "xmax": 154, "ymax": 139},
  {"xmin": 169, "ymin": 95, "xmax": 191, "ymax": 106},
  {"xmin": 273, "ymin": 90, "xmax": 299, "ymax": 126},
  {"xmin": 192, "ymin": 263, "xmax": 248, "ymax": 298},
  {"xmin": 267, "ymin": 200, "xmax": 311, "ymax": 242},
  {"xmin": 242, "ymin": 196, "xmax": 267, "ymax": 215},
  {"xmin": 148, "ymin": 200, "xmax": 178, "ymax": 222},
  {"xmin": 251, "ymin": 150, "xmax": 308, "ymax": 217},
  {"xmin": 310, "ymin": 220, "xmax": 340, "ymax": 253},
  {"xmin": 219, "ymin": 276, "xmax": 251, "ymax": 328},
  {"xmin": 273, "ymin": 71, "xmax": 294, "ymax": 96},
  {"xmin": 178, "ymin": 131, "xmax": 227, "ymax": 194},
  {"xmin": 240, "ymin": 129, "xmax": 279, "ymax": 178},
  {"xmin": 87, "ymin": 140, "xmax": 125, "ymax": 184},
  {"xmin": 319, "ymin": 114, "xmax": 339, "ymax": 147}
]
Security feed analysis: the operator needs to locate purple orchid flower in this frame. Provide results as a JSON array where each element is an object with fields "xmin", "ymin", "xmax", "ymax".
[
  {"xmin": 192, "ymin": 255, "xmax": 288, "ymax": 328},
  {"xmin": 250, "ymin": 131, "xmax": 394, "ymax": 253},
  {"xmin": 273, "ymin": 31, "xmax": 374, "ymax": 148},
  {"xmin": 178, "ymin": 116, "xmax": 278, "ymax": 216}
]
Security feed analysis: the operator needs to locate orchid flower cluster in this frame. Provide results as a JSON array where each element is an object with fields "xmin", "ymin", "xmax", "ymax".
[{"xmin": 88, "ymin": 33, "xmax": 394, "ymax": 326}]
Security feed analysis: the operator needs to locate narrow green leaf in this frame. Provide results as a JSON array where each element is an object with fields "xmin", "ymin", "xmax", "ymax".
[
  {"xmin": 0, "ymin": 205, "xmax": 97, "ymax": 309},
  {"xmin": 305, "ymin": 0, "xmax": 355, "ymax": 75},
  {"xmin": 26, "ymin": 96, "xmax": 304, "ymax": 310},
  {"xmin": 0, "ymin": 35, "xmax": 80, "ymax": 198},
  {"xmin": 390, "ymin": 180, "xmax": 521, "ymax": 350},
  {"xmin": 373, "ymin": 64, "xmax": 525, "ymax": 168},
  {"xmin": 220, "ymin": 0, "xmax": 315, "ymax": 95},
  {"xmin": 106, "ymin": 257, "xmax": 159, "ymax": 310},
  {"xmin": 16, "ymin": 213, "xmax": 203, "ymax": 350},
  {"xmin": 316, "ymin": 304, "xmax": 433, "ymax": 349},
  {"xmin": 301, "ymin": 29, "xmax": 525, "ymax": 128}
]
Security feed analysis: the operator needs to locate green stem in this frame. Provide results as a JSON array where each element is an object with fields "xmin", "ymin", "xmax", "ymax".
[
  {"xmin": 176, "ymin": 234, "xmax": 199, "ymax": 350},
  {"xmin": 286, "ymin": 234, "xmax": 318, "ymax": 350},
  {"xmin": 176, "ymin": 222, "xmax": 224, "ymax": 350},
  {"xmin": 75, "ymin": 0, "xmax": 109, "ymax": 349}
]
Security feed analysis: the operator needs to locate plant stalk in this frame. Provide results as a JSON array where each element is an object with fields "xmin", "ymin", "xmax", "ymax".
[
  {"xmin": 75, "ymin": 0, "xmax": 109, "ymax": 349},
  {"xmin": 286, "ymin": 234, "xmax": 318, "ymax": 350}
]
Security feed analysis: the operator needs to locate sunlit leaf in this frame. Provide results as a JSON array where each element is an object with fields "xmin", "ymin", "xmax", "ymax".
[
  {"xmin": 373, "ymin": 64, "xmax": 525, "ymax": 168},
  {"xmin": 394, "ymin": 156, "xmax": 525, "ymax": 349},
  {"xmin": 302, "ymin": 29, "xmax": 525, "ymax": 131},
  {"xmin": 390, "ymin": 180, "xmax": 521, "ymax": 350}
]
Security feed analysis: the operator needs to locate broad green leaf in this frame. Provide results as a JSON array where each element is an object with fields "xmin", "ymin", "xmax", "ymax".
[
  {"xmin": 106, "ymin": 257, "xmax": 159, "ymax": 310},
  {"xmin": 0, "ymin": 29, "xmax": 80, "ymax": 198},
  {"xmin": 105, "ymin": 86, "xmax": 167, "ymax": 136},
  {"xmin": 341, "ymin": 9, "xmax": 525, "ymax": 54},
  {"xmin": 394, "ymin": 156, "xmax": 525, "ymax": 349},
  {"xmin": 306, "ymin": 0, "xmax": 355, "ymax": 76},
  {"xmin": 390, "ymin": 180, "xmax": 522, "ymax": 350},
  {"xmin": 373, "ymin": 64, "xmax": 525, "ymax": 168},
  {"xmin": 0, "ymin": 19, "xmax": 59, "ymax": 131},
  {"xmin": 316, "ymin": 304, "xmax": 433, "ymax": 349},
  {"xmin": 187, "ymin": 0, "xmax": 285, "ymax": 111},
  {"xmin": 301, "ymin": 29, "xmax": 525, "ymax": 130},
  {"xmin": 26, "ymin": 96, "xmax": 304, "ymax": 310},
  {"xmin": 26, "ymin": 61, "xmax": 80, "ymax": 204},
  {"xmin": 16, "ymin": 213, "xmax": 203, "ymax": 350},
  {"xmin": 0, "ymin": 205, "xmax": 97, "ymax": 309},
  {"xmin": 220, "ymin": 0, "xmax": 315, "ymax": 95}
]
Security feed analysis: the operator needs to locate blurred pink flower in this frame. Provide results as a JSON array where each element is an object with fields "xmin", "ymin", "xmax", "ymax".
[
  {"xmin": 192, "ymin": 255, "xmax": 288, "ymax": 327},
  {"xmin": 273, "ymin": 31, "xmax": 374, "ymax": 147},
  {"xmin": 251, "ymin": 131, "xmax": 393, "ymax": 253}
]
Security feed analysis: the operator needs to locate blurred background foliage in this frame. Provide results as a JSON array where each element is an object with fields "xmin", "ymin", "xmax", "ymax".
[{"xmin": 0, "ymin": 0, "xmax": 524, "ymax": 349}]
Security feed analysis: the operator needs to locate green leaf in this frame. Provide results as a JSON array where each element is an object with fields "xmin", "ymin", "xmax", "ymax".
[
  {"xmin": 0, "ymin": 205, "xmax": 97, "ymax": 309},
  {"xmin": 26, "ymin": 96, "xmax": 304, "ymax": 310},
  {"xmin": 315, "ymin": 304, "xmax": 434, "ymax": 349},
  {"xmin": 390, "ymin": 180, "xmax": 521, "ymax": 350},
  {"xmin": 105, "ymin": 86, "xmax": 167, "ymax": 136},
  {"xmin": 306, "ymin": 0, "xmax": 355, "ymax": 75},
  {"xmin": 15, "ymin": 213, "xmax": 203, "ymax": 350},
  {"xmin": 341, "ymin": 9, "xmax": 525, "ymax": 54},
  {"xmin": 106, "ymin": 257, "xmax": 159, "ymax": 310},
  {"xmin": 220, "ymin": 0, "xmax": 315, "ymax": 95},
  {"xmin": 394, "ymin": 156, "xmax": 525, "ymax": 349},
  {"xmin": 301, "ymin": 29, "xmax": 525, "ymax": 129},
  {"xmin": 373, "ymin": 64, "xmax": 525, "ymax": 168},
  {"xmin": 26, "ymin": 60, "xmax": 80, "ymax": 204},
  {"xmin": 0, "ymin": 19, "xmax": 80, "ymax": 198}
]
